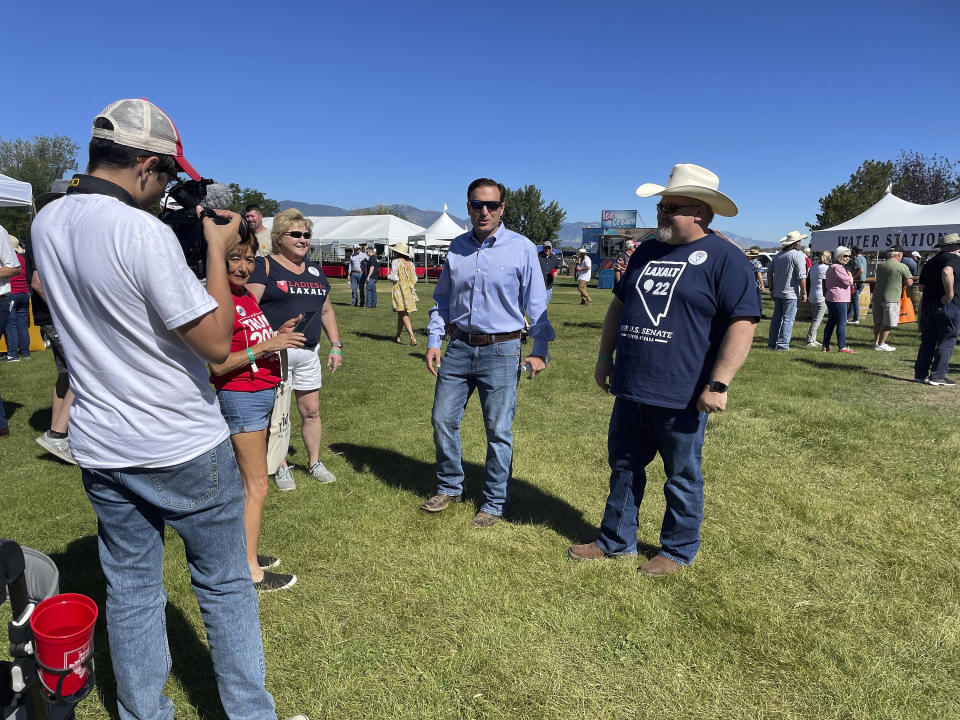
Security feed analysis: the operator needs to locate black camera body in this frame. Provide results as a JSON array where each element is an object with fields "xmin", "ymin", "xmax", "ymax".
[{"xmin": 159, "ymin": 179, "xmax": 250, "ymax": 279}]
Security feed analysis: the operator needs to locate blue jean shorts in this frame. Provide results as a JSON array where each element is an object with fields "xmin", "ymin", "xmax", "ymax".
[{"xmin": 217, "ymin": 387, "xmax": 276, "ymax": 434}]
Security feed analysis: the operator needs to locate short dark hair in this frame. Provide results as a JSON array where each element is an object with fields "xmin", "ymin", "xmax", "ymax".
[
  {"xmin": 87, "ymin": 117, "xmax": 178, "ymax": 176},
  {"xmin": 467, "ymin": 178, "xmax": 506, "ymax": 203},
  {"xmin": 244, "ymin": 204, "xmax": 262, "ymax": 214},
  {"xmin": 852, "ymin": 246, "xmax": 863, "ymax": 255}
]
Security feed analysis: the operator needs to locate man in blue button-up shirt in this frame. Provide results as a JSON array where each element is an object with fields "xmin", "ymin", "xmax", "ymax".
[{"xmin": 421, "ymin": 178, "xmax": 555, "ymax": 527}]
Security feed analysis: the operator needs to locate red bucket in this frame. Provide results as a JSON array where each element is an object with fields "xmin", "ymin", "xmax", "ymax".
[{"xmin": 29, "ymin": 593, "xmax": 98, "ymax": 696}]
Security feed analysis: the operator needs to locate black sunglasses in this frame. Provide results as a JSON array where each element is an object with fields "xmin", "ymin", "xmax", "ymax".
[
  {"xmin": 283, "ymin": 231, "xmax": 312, "ymax": 239},
  {"xmin": 469, "ymin": 200, "xmax": 503, "ymax": 212},
  {"xmin": 656, "ymin": 202, "xmax": 704, "ymax": 215}
]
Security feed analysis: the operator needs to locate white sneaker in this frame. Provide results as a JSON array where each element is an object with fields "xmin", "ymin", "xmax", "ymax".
[
  {"xmin": 308, "ymin": 460, "xmax": 336, "ymax": 484},
  {"xmin": 880, "ymin": 343, "xmax": 895, "ymax": 351},
  {"xmin": 274, "ymin": 464, "xmax": 296, "ymax": 491},
  {"xmin": 806, "ymin": 341, "xmax": 821, "ymax": 347},
  {"xmin": 35, "ymin": 431, "xmax": 77, "ymax": 465}
]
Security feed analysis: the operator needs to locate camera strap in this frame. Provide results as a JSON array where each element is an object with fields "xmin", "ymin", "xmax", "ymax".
[{"xmin": 65, "ymin": 174, "xmax": 140, "ymax": 210}]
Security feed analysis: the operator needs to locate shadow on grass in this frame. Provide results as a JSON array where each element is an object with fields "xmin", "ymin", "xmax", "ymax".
[
  {"xmin": 331, "ymin": 442, "xmax": 599, "ymax": 543},
  {"xmin": 49, "ymin": 536, "xmax": 226, "ymax": 720},
  {"xmin": 559, "ymin": 321, "xmax": 604, "ymax": 329},
  {"xmin": 2, "ymin": 399, "xmax": 23, "ymax": 421},
  {"xmin": 29, "ymin": 408, "xmax": 51, "ymax": 433}
]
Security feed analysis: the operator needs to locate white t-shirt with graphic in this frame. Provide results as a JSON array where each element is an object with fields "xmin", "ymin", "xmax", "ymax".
[{"xmin": 32, "ymin": 192, "xmax": 228, "ymax": 468}]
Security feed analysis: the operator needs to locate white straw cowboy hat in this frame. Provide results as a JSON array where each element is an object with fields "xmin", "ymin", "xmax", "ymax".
[
  {"xmin": 635, "ymin": 163, "xmax": 738, "ymax": 217},
  {"xmin": 392, "ymin": 242, "xmax": 411, "ymax": 257},
  {"xmin": 779, "ymin": 230, "xmax": 808, "ymax": 247},
  {"xmin": 941, "ymin": 232, "xmax": 960, "ymax": 247}
]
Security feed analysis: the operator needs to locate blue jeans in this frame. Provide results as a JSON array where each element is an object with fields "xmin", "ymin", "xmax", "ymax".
[
  {"xmin": 823, "ymin": 301, "xmax": 848, "ymax": 350},
  {"xmin": 81, "ymin": 439, "xmax": 276, "ymax": 720},
  {"xmin": 4, "ymin": 292, "xmax": 30, "ymax": 358},
  {"xmin": 545, "ymin": 286, "xmax": 554, "ymax": 305},
  {"xmin": 914, "ymin": 301, "xmax": 960, "ymax": 381},
  {"xmin": 849, "ymin": 285, "xmax": 863, "ymax": 321},
  {"xmin": 365, "ymin": 278, "xmax": 377, "ymax": 307},
  {"xmin": 217, "ymin": 387, "xmax": 276, "ymax": 434},
  {"xmin": 431, "ymin": 337, "xmax": 521, "ymax": 516},
  {"xmin": 767, "ymin": 297, "xmax": 798, "ymax": 349},
  {"xmin": 597, "ymin": 399, "xmax": 708, "ymax": 565},
  {"xmin": 0, "ymin": 298, "xmax": 8, "ymax": 430},
  {"xmin": 350, "ymin": 272, "xmax": 363, "ymax": 306}
]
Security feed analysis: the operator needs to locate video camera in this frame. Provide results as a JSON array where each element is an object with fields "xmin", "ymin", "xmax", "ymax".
[{"xmin": 159, "ymin": 179, "xmax": 250, "ymax": 279}]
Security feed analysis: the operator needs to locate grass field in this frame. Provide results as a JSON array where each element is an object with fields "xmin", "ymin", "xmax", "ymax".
[{"xmin": 1, "ymin": 277, "xmax": 958, "ymax": 720}]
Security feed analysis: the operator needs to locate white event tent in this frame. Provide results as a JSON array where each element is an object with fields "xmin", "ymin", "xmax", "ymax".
[
  {"xmin": 406, "ymin": 211, "xmax": 466, "ymax": 266},
  {"xmin": 810, "ymin": 189, "xmax": 960, "ymax": 252},
  {"xmin": 0, "ymin": 174, "xmax": 32, "ymax": 208},
  {"xmin": 263, "ymin": 214, "xmax": 425, "ymax": 259}
]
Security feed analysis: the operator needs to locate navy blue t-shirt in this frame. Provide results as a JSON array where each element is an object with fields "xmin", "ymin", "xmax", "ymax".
[
  {"xmin": 611, "ymin": 234, "xmax": 760, "ymax": 410},
  {"xmin": 249, "ymin": 256, "xmax": 330, "ymax": 347}
]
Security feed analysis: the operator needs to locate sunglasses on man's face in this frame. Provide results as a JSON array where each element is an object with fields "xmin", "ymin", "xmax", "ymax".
[
  {"xmin": 656, "ymin": 202, "xmax": 703, "ymax": 215},
  {"xmin": 284, "ymin": 231, "xmax": 312, "ymax": 239},
  {"xmin": 469, "ymin": 200, "xmax": 503, "ymax": 212}
]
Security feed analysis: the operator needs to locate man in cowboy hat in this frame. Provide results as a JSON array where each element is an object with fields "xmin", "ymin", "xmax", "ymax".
[
  {"xmin": 568, "ymin": 163, "xmax": 760, "ymax": 576},
  {"xmin": 766, "ymin": 230, "xmax": 808, "ymax": 351},
  {"xmin": 913, "ymin": 232, "xmax": 960, "ymax": 385}
]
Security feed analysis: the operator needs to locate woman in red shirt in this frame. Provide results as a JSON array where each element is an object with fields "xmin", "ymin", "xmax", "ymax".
[
  {"xmin": 3, "ymin": 238, "xmax": 31, "ymax": 361},
  {"xmin": 209, "ymin": 233, "xmax": 305, "ymax": 591}
]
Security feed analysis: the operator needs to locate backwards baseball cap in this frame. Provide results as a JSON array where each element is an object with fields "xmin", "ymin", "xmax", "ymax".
[
  {"xmin": 91, "ymin": 99, "xmax": 200, "ymax": 181},
  {"xmin": 543, "ymin": 240, "xmax": 552, "ymax": 247}
]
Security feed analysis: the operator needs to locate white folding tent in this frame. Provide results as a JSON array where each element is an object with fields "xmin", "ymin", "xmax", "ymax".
[
  {"xmin": 263, "ymin": 214, "xmax": 425, "ymax": 259},
  {"xmin": 0, "ymin": 174, "xmax": 32, "ymax": 208},
  {"xmin": 406, "ymin": 211, "xmax": 466, "ymax": 268},
  {"xmin": 810, "ymin": 190, "xmax": 960, "ymax": 252}
]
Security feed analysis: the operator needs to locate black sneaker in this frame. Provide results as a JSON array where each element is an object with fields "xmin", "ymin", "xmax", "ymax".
[
  {"xmin": 255, "ymin": 571, "xmax": 297, "ymax": 592},
  {"xmin": 926, "ymin": 377, "xmax": 956, "ymax": 386},
  {"xmin": 257, "ymin": 554, "xmax": 280, "ymax": 570}
]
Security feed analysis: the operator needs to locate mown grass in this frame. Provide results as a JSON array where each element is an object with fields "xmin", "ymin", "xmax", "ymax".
[{"xmin": 1, "ymin": 277, "xmax": 958, "ymax": 720}]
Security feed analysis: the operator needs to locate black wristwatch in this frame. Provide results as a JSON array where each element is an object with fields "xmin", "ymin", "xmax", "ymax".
[{"xmin": 707, "ymin": 380, "xmax": 728, "ymax": 393}]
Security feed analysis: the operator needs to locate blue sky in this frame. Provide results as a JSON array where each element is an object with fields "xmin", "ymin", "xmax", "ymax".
[{"xmin": 3, "ymin": 0, "xmax": 957, "ymax": 243}]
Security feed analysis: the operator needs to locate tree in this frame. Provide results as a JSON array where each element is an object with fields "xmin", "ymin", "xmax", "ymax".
[
  {"xmin": 0, "ymin": 135, "xmax": 79, "ymax": 236},
  {"xmin": 227, "ymin": 184, "xmax": 279, "ymax": 217},
  {"xmin": 807, "ymin": 151, "xmax": 960, "ymax": 231},
  {"xmin": 354, "ymin": 204, "xmax": 408, "ymax": 221},
  {"xmin": 501, "ymin": 184, "xmax": 566, "ymax": 243}
]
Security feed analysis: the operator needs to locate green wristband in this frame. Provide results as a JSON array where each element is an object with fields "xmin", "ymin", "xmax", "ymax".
[
  {"xmin": 329, "ymin": 348, "xmax": 342, "ymax": 355},
  {"xmin": 246, "ymin": 348, "xmax": 256, "ymax": 364}
]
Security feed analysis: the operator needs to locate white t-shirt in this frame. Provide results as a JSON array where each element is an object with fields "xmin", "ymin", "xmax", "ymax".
[
  {"xmin": 808, "ymin": 263, "xmax": 828, "ymax": 304},
  {"xmin": 32, "ymin": 192, "xmax": 229, "ymax": 468},
  {"xmin": 576, "ymin": 255, "xmax": 592, "ymax": 281},
  {"xmin": 0, "ymin": 224, "xmax": 17, "ymax": 296}
]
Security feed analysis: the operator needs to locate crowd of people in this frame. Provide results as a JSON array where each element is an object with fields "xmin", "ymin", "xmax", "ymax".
[{"xmin": 1, "ymin": 95, "xmax": 958, "ymax": 720}]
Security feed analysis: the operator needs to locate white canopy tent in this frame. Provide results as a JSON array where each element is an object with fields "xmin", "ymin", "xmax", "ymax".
[
  {"xmin": 810, "ymin": 190, "xmax": 960, "ymax": 252},
  {"xmin": 263, "ymin": 214, "xmax": 425, "ymax": 259},
  {"xmin": 0, "ymin": 174, "xmax": 32, "ymax": 208}
]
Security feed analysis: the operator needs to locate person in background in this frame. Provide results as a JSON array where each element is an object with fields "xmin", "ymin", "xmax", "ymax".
[
  {"xmin": 243, "ymin": 204, "xmax": 272, "ymax": 257},
  {"xmin": 901, "ymin": 249, "xmax": 918, "ymax": 275},
  {"xmin": 806, "ymin": 251, "xmax": 830, "ymax": 348},
  {"xmin": 848, "ymin": 246, "xmax": 867, "ymax": 324},
  {"xmin": 348, "ymin": 244, "xmax": 365, "ymax": 306},
  {"xmin": 746, "ymin": 246, "xmax": 765, "ymax": 317},
  {"xmin": 389, "ymin": 242, "xmax": 419, "ymax": 345},
  {"xmin": 872, "ymin": 247, "xmax": 913, "ymax": 352},
  {"xmin": 2, "ymin": 236, "xmax": 30, "ymax": 362},
  {"xmin": 539, "ymin": 240, "xmax": 562, "ymax": 303},
  {"xmin": 209, "ymin": 232, "xmax": 305, "ymax": 590},
  {"xmin": 913, "ymin": 232, "xmax": 960, "ymax": 386},
  {"xmin": 0, "ymin": 224, "xmax": 20, "ymax": 365},
  {"xmin": 364, "ymin": 245, "xmax": 379, "ymax": 308},
  {"xmin": 767, "ymin": 230, "xmax": 808, "ymax": 351},
  {"xmin": 575, "ymin": 247, "xmax": 592, "ymax": 305},
  {"xmin": 822, "ymin": 246, "xmax": 855, "ymax": 353},
  {"xmin": 247, "ymin": 208, "xmax": 342, "ymax": 489}
]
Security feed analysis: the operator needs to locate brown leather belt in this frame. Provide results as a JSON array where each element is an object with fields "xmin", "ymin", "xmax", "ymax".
[{"xmin": 451, "ymin": 325, "xmax": 523, "ymax": 346}]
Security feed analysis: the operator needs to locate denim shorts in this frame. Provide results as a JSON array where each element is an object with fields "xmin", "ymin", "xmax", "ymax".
[{"xmin": 217, "ymin": 387, "xmax": 276, "ymax": 434}]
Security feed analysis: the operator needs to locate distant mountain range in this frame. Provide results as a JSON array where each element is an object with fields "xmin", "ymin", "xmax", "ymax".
[{"xmin": 276, "ymin": 200, "xmax": 758, "ymax": 250}]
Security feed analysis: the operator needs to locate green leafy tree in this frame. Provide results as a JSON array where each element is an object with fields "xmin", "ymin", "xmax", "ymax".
[
  {"xmin": 228, "ymin": 184, "xmax": 279, "ymax": 216},
  {"xmin": 808, "ymin": 151, "xmax": 960, "ymax": 231},
  {"xmin": 501, "ymin": 184, "xmax": 566, "ymax": 243},
  {"xmin": 0, "ymin": 135, "xmax": 79, "ymax": 236},
  {"xmin": 354, "ymin": 204, "xmax": 408, "ymax": 221}
]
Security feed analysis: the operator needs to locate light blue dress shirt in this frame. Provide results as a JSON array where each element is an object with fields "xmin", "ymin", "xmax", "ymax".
[{"xmin": 427, "ymin": 224, "xmax": 555, "ymax": 357}]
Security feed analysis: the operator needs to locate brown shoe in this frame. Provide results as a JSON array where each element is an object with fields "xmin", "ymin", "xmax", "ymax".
[
  {"xmin": 471, "ymin": 511, "xmax": 499, "ymax": 528},
  {"xmin": 567, "ymin": 541, "xmax": 610, "ymax": 561},
  {"xmin": 420, "ymin": 494, "xmax": 462, "ymax": 513},
  {"xmin": 638, "ymin": 555, "xmax": 686, "ymax": 577}
]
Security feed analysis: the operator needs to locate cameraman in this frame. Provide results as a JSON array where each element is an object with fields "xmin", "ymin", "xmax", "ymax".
[{"xmin": 32, "ymin": 99, "xmax": 290, "ymax": 720}]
